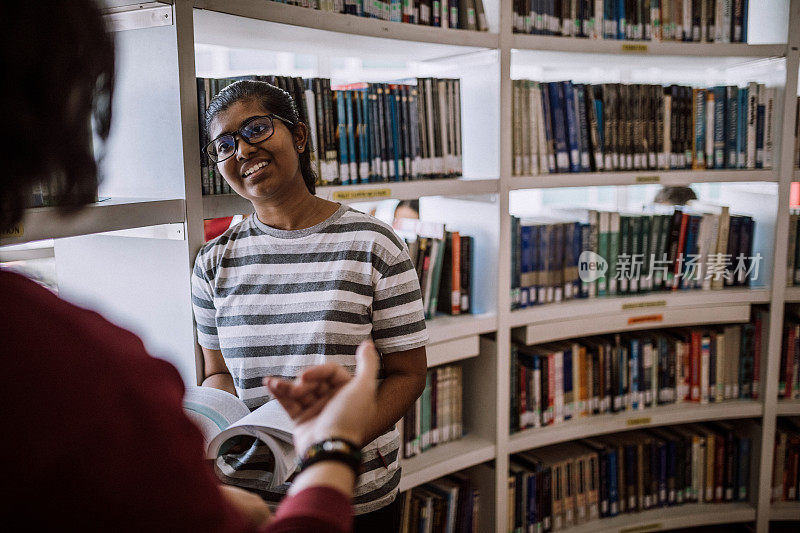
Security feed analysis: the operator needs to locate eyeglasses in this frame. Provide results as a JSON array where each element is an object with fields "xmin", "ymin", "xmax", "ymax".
[{"xmin": 204, "ymin": 114, "xmax": 294, "ymax": 163}]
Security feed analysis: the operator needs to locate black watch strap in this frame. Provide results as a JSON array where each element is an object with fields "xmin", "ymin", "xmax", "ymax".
[{"xmin": 298, "ymin": 438, "xmax": 362, "ymax": 475}]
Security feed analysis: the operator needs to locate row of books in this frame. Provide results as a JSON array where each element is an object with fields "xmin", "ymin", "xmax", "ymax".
[
  {"xmin": 197, "ymin": 75, "xmax": 464, "ymax": 195},
  {"xmin": 29, "ymin": 182, "xmax": 64, "ymax": 208},
  {"xmin": 513, "ymin": 0, "xmax": 750, "ymax": 43},
  {"xmin": 510, "ymin": 205, "xmax": 757, "ymax": 310},
  {"xmin": 269, "ymin": 0, "xmax": 489, "ymax": 31},
  {"xmin": 793, "ymin": 97, "xmax": 800, "ymax": 170},
  {"xmin": 508, "ymin": 421, "xmax": 755, "ymax": 532},
  {"xmin": 399, "ymin": 473, "xmax": 480, "ymax": 533},
  {"xmin": 510, "ymin": 314, "xmax": 766, "ymax": 432},
  {"xmin": 511, "ymin": 80, "xmax": 775, "ymax": 176},
  {"xmin": 786, "ymin": 210, "xmax": 800, "ymax": 287},
  {"xmin": 396, "ymin": 218, "xmax": 474, "ymax": 318},
  {"xmin": 780, "ymin": 313, "xmax": 800, "ymax": 400},
  {"xmin": 402, "ymin": 363, "xmax": 463, "ymax": 458},
  {"xmin": 772, "ymin": 417, "xmax": 800, "ymax": 503}
]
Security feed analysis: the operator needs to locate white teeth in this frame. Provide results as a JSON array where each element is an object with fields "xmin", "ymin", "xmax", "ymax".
[{"xmin": 244, "ymin": 160, "xmax": 270, "ymax": 176}]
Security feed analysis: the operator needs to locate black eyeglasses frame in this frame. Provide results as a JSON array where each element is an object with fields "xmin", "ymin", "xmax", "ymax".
[{"xmin": 204, "ymin": 113, "xmax": 295, "ymax": 163}]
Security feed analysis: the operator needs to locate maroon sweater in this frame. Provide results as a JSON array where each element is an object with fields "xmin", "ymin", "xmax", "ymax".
[{"xmin": 0, "ymin": 269, "xmax": 352, "ymax": 532}]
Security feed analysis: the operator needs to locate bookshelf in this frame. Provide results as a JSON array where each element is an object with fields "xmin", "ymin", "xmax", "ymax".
[
  {"xmin": 509, "ymin": 169, "xmax": 778, "ymax": 189},
  {"xmin": 511, "ymin": 33, "xmax": 786, "ymax": 58},
  {"xmin": 4, "ymin": 0, "xmax": 799, "ymax": 531},
  {"xmin": 776, "ymin": 400, "xmax": 800, "ymax": 416},
  {"xmin": 509, "ymin": 400, "xmax": 763, "ymax": 454},
  {"xmin": 562, "ymin": 502, "xmax": 757, "ymax": 533},
  {"xmin": 772, "ymin": 502, "xmax": 800, "ymax": 521},
  {"xmin": 0, "ymin": 198, "xmax": 186, "ymax": 247},
  {"xmin": 398, "ymin": 434, "xmax": 496, "ymax": 492},
  {"xmin": 202, "ymin": 178, "xmax": 500, "ymax": 218}
]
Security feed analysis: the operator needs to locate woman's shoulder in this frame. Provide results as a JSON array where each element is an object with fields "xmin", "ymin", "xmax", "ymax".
[
  {"xmin": 197, "ymin": 216, "xmax": 257, "ymax": 258},
  {"xmin": 194, "ymin": 217, "xmax": 255, "ymax": 269},
  {"xmin": 331, "ymin": 207, "xmax": 406, "ymax": 253}
]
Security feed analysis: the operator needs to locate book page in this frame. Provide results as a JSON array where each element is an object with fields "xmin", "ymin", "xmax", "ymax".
[
  {"xmin": 209, "ymin": 400, "xmax": 297, "ymax": 489},
  {"xmin": 183, "ymin": 386, "xmax": 250, "ymax": 448}
]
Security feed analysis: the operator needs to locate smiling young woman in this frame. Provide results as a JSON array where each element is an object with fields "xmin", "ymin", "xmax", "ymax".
[{"xmin": 192, "ymin": 80, "xmax": 429, "ymax": 532}]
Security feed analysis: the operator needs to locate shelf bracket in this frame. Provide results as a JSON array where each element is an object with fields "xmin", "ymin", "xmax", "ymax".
[{"xmin": 102, "ymin": 2, "xmax": 173, "ymax": 33}]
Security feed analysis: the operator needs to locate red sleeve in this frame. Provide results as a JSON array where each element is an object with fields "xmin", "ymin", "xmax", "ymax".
[
  {"xmin": 0, "ymin": 271, "xmax": 254, "ymax": 532},
  {"xmin": 264, "ymin": 487, "xmax": 352, "ymax": 533}
]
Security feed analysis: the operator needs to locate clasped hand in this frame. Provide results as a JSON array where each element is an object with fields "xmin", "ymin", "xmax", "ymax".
[{"xmin": 264, "ymin": 340, "xmax": 380, "ymax": 457}]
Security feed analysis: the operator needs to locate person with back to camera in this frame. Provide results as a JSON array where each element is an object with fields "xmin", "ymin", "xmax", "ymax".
[
  {"xmin": 0, "ymin": 1, "xmax": 397, "ymax": 531},
  {"xmin": 193, "ymin": 80, "xmax": 429, "ymax": 532}
]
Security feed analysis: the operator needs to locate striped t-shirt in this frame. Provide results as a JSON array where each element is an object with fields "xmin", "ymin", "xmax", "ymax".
[{"xmin": 191, "ymin": 204, "xmax": 428, "ymax": 514}]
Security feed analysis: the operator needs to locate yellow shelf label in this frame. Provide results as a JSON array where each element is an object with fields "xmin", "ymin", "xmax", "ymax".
[
  {"xmin": 332, "ymin": 188, "xmax": 392, "ymax": 201},
  {"xmin": 0, "ymin": 223, "xmax": 23, "ymax": 238},
  {"xmin": 626, "ymin": 417, "xmax": 653, "ymax": 427},
  {"xmin": 636, "ymin": 175, "xmax": 660, "ymax": 184},
  {"xmin": 621, "ymin": 43, "xmax": 649, "ymax": 53},
  {"xmin": 621, "ymin": 300, "xmax": 667, "ymax": 310},
  {"xmin": 620, "ymin": 523, "xmax": 662, "ymax": 533}
]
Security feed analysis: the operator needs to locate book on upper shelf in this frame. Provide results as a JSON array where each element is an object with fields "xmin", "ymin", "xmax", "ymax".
[
  {"xmin": 197, "ymin": 75, "xmax": 464, "ymax": 195},
  {"xmin": 513, "ymin": 0, "xmax": 750, "ymax": 44},
  {"xmin": 263, "ymin": 0, "xmax": 489, "ymax": 31},
  {"xmin": 394, "ymin": 217, "xmax": 474, "ymax": 319},
  {"xmin": 511, "ymin": 80, "xmax": 775, "ymax": 177},
  {"xmin": 182, "ymin": 386, "xmax": 296, "ymax": 489},
  {"xmin": 508, "ymin": 418, "xmax": 757, "ymax": 532},
  {"xmin": 510, "ymin": 308, "xmax": 767, "ymax": 433},
  {"xmin": 510, "ymin": 202, "xmax": 761, "ymax": 311}
]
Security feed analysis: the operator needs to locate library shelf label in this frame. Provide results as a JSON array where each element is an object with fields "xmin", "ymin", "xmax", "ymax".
[
  {"xmin": 626, "ymin": 417, "xmax": 653, "ymax": 427},
  {"xmin": 1, "ymin": 224, "xmax": 23, "ymax": 238},
  {"xmin": 627, "ymin": 314, "xmax": 663, "ymax": 325},
  {"xmin": 620, "ymin": 523, "xmax": 662, "ymax": 533},
  {"xmin": 635, "ymin": 175, "xmax": 661, "ymax": 184},
  {"xmin": 331, "ymin": 188, "xmax": 392, "ymax": 201},
  {"xmin": 621, "ymin": 300, "xmax": 667, "ymax": 310},
  {"xmin": 620, "ymin": 43, "xmax": 649, "ymax": 53}
]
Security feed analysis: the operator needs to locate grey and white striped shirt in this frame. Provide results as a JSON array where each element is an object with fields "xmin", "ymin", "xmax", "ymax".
[{"xmin": 191, "ymin": 204, "xmax": 428, "ymax": 513}]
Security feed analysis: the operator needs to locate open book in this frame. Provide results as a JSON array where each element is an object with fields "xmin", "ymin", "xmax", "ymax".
[{"xmin": 183, "ymin": 386, "xmax": 296, "ymax": 489}]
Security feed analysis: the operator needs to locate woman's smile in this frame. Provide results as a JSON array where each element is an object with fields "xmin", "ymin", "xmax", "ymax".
[{"xmin": 241, "ymin": 158, "xmax": 272, "ymax": 181}]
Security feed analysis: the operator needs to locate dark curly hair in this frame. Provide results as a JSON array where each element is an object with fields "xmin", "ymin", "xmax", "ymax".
[
  {"xmin": 0, "ymin": 0, "xmax": 115, "ymax": 232},
  {"xmin": 205, "ymin": 80, "xmax": 316, "ymax": 195}
]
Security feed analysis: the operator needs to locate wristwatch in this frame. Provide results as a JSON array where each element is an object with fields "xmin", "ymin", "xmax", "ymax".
[{"xmin": 298, "ymin": 437, "xmax": 362, "ymax": 475}]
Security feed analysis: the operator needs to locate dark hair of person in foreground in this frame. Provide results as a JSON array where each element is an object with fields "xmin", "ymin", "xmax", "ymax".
[{"xmin": 0, "ymin": 0, "xmax": 115, "ymax": 231}]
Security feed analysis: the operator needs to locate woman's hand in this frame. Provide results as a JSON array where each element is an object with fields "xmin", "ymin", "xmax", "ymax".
[
  {"xmin": 218, "ymin": 484, "xmax": 271, "ymax": 529},
  {"xmin": 264, "ymin": 340, "xmax": 379, "ymax": 455}
]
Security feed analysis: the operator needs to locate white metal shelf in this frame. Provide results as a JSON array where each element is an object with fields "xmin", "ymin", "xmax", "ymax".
[
  {"xmin": 509, "ymin": 400, "xmax": 763, "ymax": 454},
  {"xmin": 509, "ymin": 169, "xmax": 778, "ymax": 190},
  {"xmin": 776, "ymin": 400, "xmax": 800, "ymax": 416},
  {"xmin": 426, "ymin": 312, "xmax": 496, "ymax": 345},
  {"xmin": 0, "ymin": 244, "xmax": 54, "ymax": 262},
  {"xmin": 0, "ymin": 198, "xmax": 186, "ymax": 247},
  {"xmin": 202, "ymin": 179, "xmax": 499, "ymax": 218},
  {"xmin": 193, "ymin": 1, "xmax": 497, "ymax": 61},
  {"xmin": 425, "ymin": 313, "xmax": 496, "ymax": 368},
  {"xmin": 770, "ymin": 502, "xmax": 800, "ymax": 521},
  {"xmin": 785, "ymin": 286, "xmax": 800, "ymax": 303},
  {"xmin": 558, "ymin": 502, "xmax": 756, "ymax": 533},
  {"xmin": 512, "ymin": 34, "xmax": 786, "ymax": 58},
  {"xmin": 398, "ymin": 434, "xmax": 496, "ymax": 492},
  {"xmin": 510, "ymin": 288, "xmax": 769, "ymax": 344}
]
